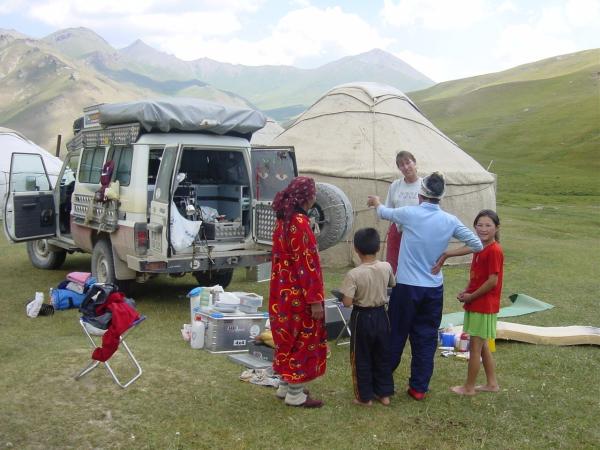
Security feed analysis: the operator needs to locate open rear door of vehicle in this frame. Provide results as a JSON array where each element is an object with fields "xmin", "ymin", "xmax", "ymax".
[
  {"xmin": 149, "ymin": 144, "xmax": 180, "ymax": 258},
  {"xmin": 3, "ymin": 152, "xmax": 57, "ymax": 242},
  {"xmin": 250, "ymin": 146, "xmax": 296, "ymax": 244}
]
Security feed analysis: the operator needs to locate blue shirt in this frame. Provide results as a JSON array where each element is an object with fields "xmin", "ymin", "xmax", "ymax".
[{"xmin": 377, "ymin": 202, "xmax": 482, "ymax": 287}]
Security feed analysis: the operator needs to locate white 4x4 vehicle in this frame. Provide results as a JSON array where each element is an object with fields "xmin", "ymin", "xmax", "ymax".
[{"xmin": 3, "ymin": 99, "xmax": 352, "ymax": 288}]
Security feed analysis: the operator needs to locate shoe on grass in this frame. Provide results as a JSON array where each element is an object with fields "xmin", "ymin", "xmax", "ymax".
[
  {"xmin": 286, "ymin": 396, "xmax": 323, "ymax": 408},
  {"xmin": 407, "ymin": 387, "xmax": 426, "ymax": 401}
]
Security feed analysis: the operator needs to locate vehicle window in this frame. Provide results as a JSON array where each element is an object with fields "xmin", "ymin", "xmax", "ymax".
[
  {"xmin": 178, "ymin": 148, "xmax": 249, "ymax": 185},
  {"xmin": 79, "ymin": 147, "xmax": 105, "ymax": 184},
  {"xmin": 251, "ymin": 149, "xmax": 296, "ymax": 201},
  {"xmin": 148, "ymin": 148, "xmax": 164, "ymax": 185},
  {"xmin": 62, "ymin": 150, "xmax": 80, "ymax": 185},
  {"xmin": 154, "ymin": 146, "xmax": 178, "ymax": 203},
  {"xmin": 108, "ymin": 146, "xmax": 133, "ymax": 186},
  {"xmin": 9, "ymin": 153, "xmax": 51, "ymax": 192}
]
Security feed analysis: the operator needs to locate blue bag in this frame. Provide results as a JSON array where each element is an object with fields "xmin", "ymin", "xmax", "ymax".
[{"xmin": 51, "ymin": 280, "xmax": 87, "ymax": 310}]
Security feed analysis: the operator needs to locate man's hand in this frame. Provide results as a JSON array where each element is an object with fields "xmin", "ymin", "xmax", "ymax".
[
  {"xmin": 310, "ymin": 302, "xmax": 324, "ymax": 320},
  {"xmin": 431, "ymin": 253, "xmax": 447, "ymax": 275},
  {"xmin": 367, "ymin": 195, "xmax": 381, "ymax": 208}
]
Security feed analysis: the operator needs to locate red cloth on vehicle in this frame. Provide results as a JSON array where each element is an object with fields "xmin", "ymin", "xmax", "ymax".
[{"xmin": 92, "ymin": 292, "xmax": 140, "ymax": 362}]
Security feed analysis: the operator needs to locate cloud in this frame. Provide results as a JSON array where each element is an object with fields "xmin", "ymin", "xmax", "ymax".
[
  {"xmin": 565, "ymin": 0, "xmax": 600, "ymax": 27},
  {"xmin": 152, "ymin": 6, "xmax": 392, "ymax": 65},
  {"xmin": 496, "ymin": 1, "xmax": 518, "ymax": 14},
  {"xmin": 381, "ymin": 0, "xmax": 490, "ymax": 30},
  {"xmin": 26, "ymin": 0, "xmax": 264, "ymax": 29},
  {"xmin": 394, "ymin": 50, "xmax": 447, "ymax": 82},
  {"xmin": 0, "ymin": 0, "xmax": 26, "ymax": 14},
  {"xmin": 494, "ymin": 2, "xmax": 598, "ymax": 69}
]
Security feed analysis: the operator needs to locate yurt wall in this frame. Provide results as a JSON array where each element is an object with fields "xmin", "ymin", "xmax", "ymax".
[{"xmin": 273, "ymin": 82, "xmax": 496, "ymax": 268}]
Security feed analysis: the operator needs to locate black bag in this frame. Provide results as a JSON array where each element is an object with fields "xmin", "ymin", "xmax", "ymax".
[
  {"xmin": 79, "ymin": 283, "xmax": 119, "ymax": 316},
  {"xmin": 79, "ymin": 283, "xmax": 137, "ymax": 330}
]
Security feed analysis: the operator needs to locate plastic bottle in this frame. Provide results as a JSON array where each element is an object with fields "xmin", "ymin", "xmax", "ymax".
[
  {"xmin": 190, "ymin": 321, "xmax": 205, "ymax": 349},
  {"xmin": 188, "ymin": 287, "xmax": 202, "ymax": 322}
]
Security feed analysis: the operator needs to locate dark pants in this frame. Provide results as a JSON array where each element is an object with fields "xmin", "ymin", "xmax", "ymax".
[
  {"xmin": 388, "ymin": 283, "xmax": 444, "ymax": 393},
  {"xmin": 350, "ymin": 305, "xmax": 394, "ymax": 401}
]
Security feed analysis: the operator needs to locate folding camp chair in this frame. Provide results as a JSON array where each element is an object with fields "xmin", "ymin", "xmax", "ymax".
[
  {"xmin": 328, "ymin": 290, "xmax": 352, "ymax": 346},
  {"xmin": 327, "ymin": 287, "xmax": 393, "ymax": 346},
  {"xmin": 75, "ymin": 315, "xmax": 146, "ymax": 388}
]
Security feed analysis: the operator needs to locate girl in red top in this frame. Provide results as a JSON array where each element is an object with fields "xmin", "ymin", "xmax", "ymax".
[{"xmin": 433, "ymin": 210, "xmax": 503, "ymax": 396}]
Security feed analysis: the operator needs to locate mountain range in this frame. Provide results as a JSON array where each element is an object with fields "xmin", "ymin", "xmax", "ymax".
[
  {"xmin": 0, "ymin": 26, "xmax": 598, "ymax": 203},
  {"xmin": 0, "ymin": 27, "xmax": 434, "ymax": 151}
]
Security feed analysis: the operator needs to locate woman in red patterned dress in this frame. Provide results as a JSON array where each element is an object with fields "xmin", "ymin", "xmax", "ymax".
[{"xmin": 269, "ymin": 176, "xmax": 327, "ymax": 408}]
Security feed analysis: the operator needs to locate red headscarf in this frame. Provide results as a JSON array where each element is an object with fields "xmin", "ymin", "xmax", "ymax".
[{"xmin": 272, "ymin": 176, "xmax": 316, "ymax": 222}]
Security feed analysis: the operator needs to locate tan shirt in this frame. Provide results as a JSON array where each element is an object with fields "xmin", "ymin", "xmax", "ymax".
[{"xmin": 339, "ymin": 261, "xmax": 396, "ymax": 308}]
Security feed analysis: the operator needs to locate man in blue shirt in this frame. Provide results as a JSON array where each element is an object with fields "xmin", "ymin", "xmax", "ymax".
[{"xmin": 367, "ymin": 172, "xmax": 482, "ymax": 400}]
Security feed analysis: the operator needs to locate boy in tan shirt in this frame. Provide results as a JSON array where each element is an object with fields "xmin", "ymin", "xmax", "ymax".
[{"xmin": 339, "ymin": 228, "xmax": 396, "ymax": 406}]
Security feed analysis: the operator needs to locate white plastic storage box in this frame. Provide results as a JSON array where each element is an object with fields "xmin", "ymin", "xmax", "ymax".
[
  {"xmin": 199, "ymin": 311, "xmax": 268, "ymax": 353},
  {"xmin": 232, "ymin": 292, "xmax": 263, "ymax": 313}
]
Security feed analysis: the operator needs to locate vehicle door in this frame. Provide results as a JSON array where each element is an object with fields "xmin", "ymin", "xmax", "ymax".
[
  {"xmin": 3, "ymin": 152, "xmax": 57, "ymax": 242},
  {"xmin": 250, "ymin": 146, "xmax": 297, "ymax": 244},
  {"xmin": 148, "ymin": 144, "xmax": 180, "ymax": 258}
]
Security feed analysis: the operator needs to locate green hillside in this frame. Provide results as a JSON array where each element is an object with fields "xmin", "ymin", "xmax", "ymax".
[{"xmin": 410, "ymin": 49, "xmax": 600, "ymax": 205}]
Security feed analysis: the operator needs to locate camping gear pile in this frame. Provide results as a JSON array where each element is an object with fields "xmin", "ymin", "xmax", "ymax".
[{"xmin": 50, "ymin": 272, "xmax": 96, "ymax": 310}]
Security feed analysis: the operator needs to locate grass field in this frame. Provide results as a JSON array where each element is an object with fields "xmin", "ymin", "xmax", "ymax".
[
  {"xmin": 1, "ymin": 48, "xmax": 598, "ymax": 450},
  {"xmin": 1, "ymin": 200, "xmax": 599, "ymax": 449}
]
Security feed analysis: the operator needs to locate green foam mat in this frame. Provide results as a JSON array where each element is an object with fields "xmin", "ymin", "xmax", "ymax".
[{"xmin": 439, "ymin": 293, "xmax": 554, "ymax": 329}]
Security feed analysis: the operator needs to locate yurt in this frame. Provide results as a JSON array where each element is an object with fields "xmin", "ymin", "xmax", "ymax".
[
  {"xmin": 272, "ymin": 82, "xmax": 496, "ymax": 266},
  {"xmin": 251, "ymin": 118, "xmax": 284, "ymax": 146},
  {"xmin": 0, "ymin": 128, "xmax": 63, "ymax": 210}
]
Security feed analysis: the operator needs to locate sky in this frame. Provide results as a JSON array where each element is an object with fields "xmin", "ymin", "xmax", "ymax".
[{"xmin": 0, "ymin": 0, "xmax": 599, "ymax": 82}]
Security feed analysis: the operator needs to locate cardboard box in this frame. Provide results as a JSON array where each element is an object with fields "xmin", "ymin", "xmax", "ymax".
[{"xmin": 200, "ymin": 311, "xmax": 268, "ymax": 353}]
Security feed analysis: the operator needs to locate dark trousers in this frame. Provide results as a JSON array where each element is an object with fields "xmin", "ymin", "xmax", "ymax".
[
  {"xmin": 388, "ymin": 283, "xmax": 444, "ymax": 393},
  {"xmin": 350, "ymin": 305, "xmax": 394, "ymax": 401}
]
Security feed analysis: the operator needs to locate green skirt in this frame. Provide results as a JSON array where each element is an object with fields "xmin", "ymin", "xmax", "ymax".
[{"xmin": 463, "ymin": 311, "xmax": 497, "ymax": 340}]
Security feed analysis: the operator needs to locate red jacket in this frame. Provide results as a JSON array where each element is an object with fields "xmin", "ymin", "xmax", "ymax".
[{"xmin": 92, "ymin": 292, "xmax": 140, "ymax": 362}]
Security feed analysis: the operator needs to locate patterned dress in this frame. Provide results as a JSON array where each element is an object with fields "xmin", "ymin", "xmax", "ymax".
[{"xmin": 269, "ymin": 212, "xmax": 327, "ymax": 384}]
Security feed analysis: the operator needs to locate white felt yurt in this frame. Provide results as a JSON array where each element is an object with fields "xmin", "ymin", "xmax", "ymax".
[
  {"xmin": 251, "ymin": 118, "xmax": 284, "ymax": 146},
  {"xmin": 272, "ymin": 82, "xmax": 496, "ymax": 266},
  {"xmin": 0, "ymin": 128, "xmax": 63, "ymax": 210}
]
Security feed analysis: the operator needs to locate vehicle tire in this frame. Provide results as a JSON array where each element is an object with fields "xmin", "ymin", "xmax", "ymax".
[
  {"xmin": 27, "ymin": 240, "xmax": 67, "ymax": 270},
  {"xmin": 310, "ymin": 182, "xmax": 354, "ymax": 251},
  {"xmin": 91, "ymin": 239, "xmax": 117, "ymax": 285},
  {"xmin": 193, "ymin": 268, "xmax": 234, "ymax": 289}
]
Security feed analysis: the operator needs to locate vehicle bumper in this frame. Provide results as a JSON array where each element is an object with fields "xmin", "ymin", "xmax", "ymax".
[{"xmin": 126, "ymin": 249, "xmax": 272, "ymax": 273}]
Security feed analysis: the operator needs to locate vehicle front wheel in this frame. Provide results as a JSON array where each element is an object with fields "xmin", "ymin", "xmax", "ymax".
[
  {"xmin": 91, "ymin": 239, "xmax": 117, "ymax": 285},
  {"xmin": 27, "ymin": 240, "xmax": 67, "ymax": 270},
  {"xmin": 193, "ymin": 268, "xmax": 234, "ymax": 289}
]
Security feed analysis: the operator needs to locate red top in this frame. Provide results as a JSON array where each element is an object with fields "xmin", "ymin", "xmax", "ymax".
[{"xmin": 464, "ymin": 241, "xmax": 504, "ymax": 314}]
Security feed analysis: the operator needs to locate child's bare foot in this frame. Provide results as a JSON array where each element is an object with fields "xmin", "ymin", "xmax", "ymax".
[
  {"xmin": 450, "ymin": 385, "xmax": 476, "ymax": 396},
  {"xmin": 353, "ymin": 398, "xmax": 373, "ymax": 406},
  {"xmin": 475, "ymin": 384, "xmax": 500, "ymax": 392},
  {"xmin": 375, "ymin": 396, "xmax": 391, "ymax": 406}
]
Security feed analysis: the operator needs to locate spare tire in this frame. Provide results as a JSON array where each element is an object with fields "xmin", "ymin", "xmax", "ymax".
[{"xmin": 309, "ymin": 182, "xmax": 353, "ymax": 251}]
